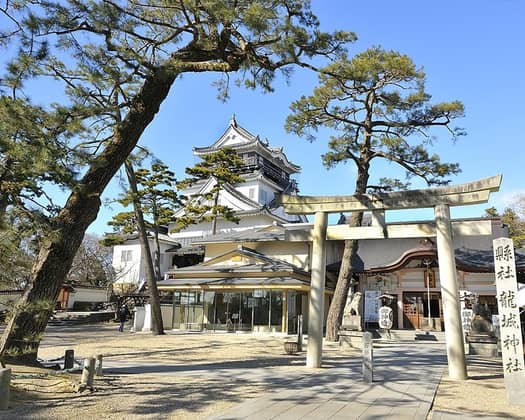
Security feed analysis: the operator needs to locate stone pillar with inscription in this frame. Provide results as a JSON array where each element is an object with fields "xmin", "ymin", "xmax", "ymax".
[
  {"xmin": 493, "ymin": 237, "xmax": 525, "ymax": 406},
  {"xmin": 362, "ymin": 331, "xmax": 373, "ymax": 383},
  {"xmin": 306, "ymin": 211, "xmax": 328, "ymax": 368}
]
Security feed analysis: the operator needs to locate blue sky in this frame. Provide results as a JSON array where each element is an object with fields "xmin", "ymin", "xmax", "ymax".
[{"xmin": 8, "ymin": 1, "xmax": 525, "ymax": 234}]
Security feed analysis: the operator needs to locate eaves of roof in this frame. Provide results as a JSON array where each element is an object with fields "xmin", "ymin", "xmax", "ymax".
[
  {"xmin": 195, "ymin": 224, "xmax": 285, "ymax": 244},
  {"xmin": 326, "ymin": 247, "xmax": 525, "ymax": 274},
  {"xmin": 157, "ymin": 276, "xmax": 309, "ymax": 288}
]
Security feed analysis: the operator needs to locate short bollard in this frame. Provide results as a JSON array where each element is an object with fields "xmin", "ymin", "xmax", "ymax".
[
  {"xmin": 80, "ymin": 357, "xmax": 96, "ymax": 390},
  {"xmin": 95, "ymin": 354, "xmax": 103, "ymax": 377},
  {"xmin": 64, "ymin": 349, "xmax": 75, "ymax": 370},
  {"xmin": 0, "ymin": 368, "xmax": 11, "ymax": 410},
  {"xmin": 362, "ymin": 331, "xmax": 373, "ymax": 383}
]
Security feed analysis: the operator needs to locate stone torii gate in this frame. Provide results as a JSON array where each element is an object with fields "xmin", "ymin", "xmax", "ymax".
[{"xmin": 277, "ymin": 175, "xmax": 502, "ymax": 380}]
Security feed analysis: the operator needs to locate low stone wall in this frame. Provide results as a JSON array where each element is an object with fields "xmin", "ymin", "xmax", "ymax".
[
  {"xmin": 467, "ymin": 333, "xmax": 499, "ymax": 357},
  {"xmin": 339, "ymin": 330, "xmax": 365, "ymax": 349},
  {"xmin": 50, "ymin": 311, "xmax": 115, "ymax": 325}
]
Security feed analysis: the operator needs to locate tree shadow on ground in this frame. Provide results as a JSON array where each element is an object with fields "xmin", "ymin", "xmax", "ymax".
[
  {"xmin": 4, "ymin": 337, "xmax": 449, "ymax": 419},
  {"xmin": 104, "ymin": 354, "xmax": 305, "ymax": 375}
]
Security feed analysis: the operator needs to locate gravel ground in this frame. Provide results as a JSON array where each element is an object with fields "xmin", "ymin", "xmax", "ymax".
[
  {"xmin": 429, "ymin": 355, "xmax": 525, "ymax": 419},
  {"xmin": 3, "ymin": 322, "xmax": 524, "ymax": 419},
  {"xmin": 5, "ymin": 324, "xmax": 325, "ymax": 419}
]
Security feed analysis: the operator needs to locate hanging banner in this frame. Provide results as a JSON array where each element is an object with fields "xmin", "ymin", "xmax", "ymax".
[{"xmin": 493, "ymin": 237, "xmax": 525, "ymax": 405}]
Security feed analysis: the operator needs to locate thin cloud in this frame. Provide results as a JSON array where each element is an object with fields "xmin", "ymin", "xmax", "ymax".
[{"xmin": 491, "ymin": 189, "xmax": 525, "ymax": 210}]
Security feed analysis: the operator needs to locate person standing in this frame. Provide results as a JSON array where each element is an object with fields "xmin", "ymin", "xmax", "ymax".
[{"xmin": 118, "ymin": 304, "xmax": 130, "ymax": 332}]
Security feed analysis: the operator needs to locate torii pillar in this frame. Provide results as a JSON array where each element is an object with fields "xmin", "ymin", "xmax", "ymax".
[
  {"xmin": 435, "ymin": 204, "xmax": 467, "ymax": 379},
  {"xmin": 307, "ymin": 211, "xmax": 328, "ymax": 368}
]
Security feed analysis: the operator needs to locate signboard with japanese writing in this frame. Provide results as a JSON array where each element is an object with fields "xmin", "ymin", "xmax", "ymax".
[
  {"xmin": 493, "ymin": 237, "xmax": 525, "ymax": 405},
  {"xmin": 461, "ymin": 308, "xmax": 473, "ymax": 334},
  {"xmin": 424, "ymin": 269, "xmax": 436, "ymax": 288},
  {"xmin": 364, "ymin": 290, "xmax": 381, "ymax": 322}
]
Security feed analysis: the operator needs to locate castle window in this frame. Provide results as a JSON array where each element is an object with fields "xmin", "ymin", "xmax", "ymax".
[{"xmin": 121, "ymin": 250, "xmax": 133, "ymax": 263}]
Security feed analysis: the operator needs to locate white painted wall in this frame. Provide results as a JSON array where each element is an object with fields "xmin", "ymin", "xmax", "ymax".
[
  {"xmin": 237, "ymin": 180, "xmax": 260, "ymax": 203},
  {"xmin": 113, "ymin": 242, "xmax": 143, "ymax": 286},
  {"xmin": 67, "ymin": 287, "xmax": 108, "ymax": 309},
  {"xmin": 236, "ymin": 179, "xmax": 280, "ymax": 207},
  {"xmin": 169, "ymin": 214, "xmax": 279, "ymax": 243},
  {"xmin": 112, "ymin": 238, "xmax": 179, "ymax": 288}
]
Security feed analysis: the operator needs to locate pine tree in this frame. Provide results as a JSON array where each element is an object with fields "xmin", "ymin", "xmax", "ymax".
[
  {"xmin": 0, "ymin": 96, "xmax": 82, "ymax": 222},
  {"xmin": 485, "ymin": 199, "xmax": 525, "ymax": 249},
  {"xmin": 0, "ymin": 0, "xmax": 353, "ymax": 364},
  {"xmin": 286, "ymin": 47, "xmax": 465, "ymax": 340},
  {"xmin": 176, "ymin": 147, "xmax": 245, "ymax": 235},
  {"xmin": 105, "ymin": 160, "xmax": 180, "ymax": 335}
]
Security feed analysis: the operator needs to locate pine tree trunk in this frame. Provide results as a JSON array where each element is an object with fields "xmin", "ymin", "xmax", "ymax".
[
  {"xmin": 211, "ymin": 188, "xmax": 220, "ymax": 235},
  {"xmin": 324, "ymin": 157, "xmax": 370, "ymax": 341},
  {"xmin": 152, "ymin": 211, "xmax": 162, "ymax": 281},
  {"xmin": 0, "ymin": 68, "xmax": 176, "ymax": 364},
  {"xmin": 324, "ymin": 226, "xmax": 361, "ymax": 341},
  {"xmin": 125, "ymin": 161, "xmax": 164, "ymax": 335}
]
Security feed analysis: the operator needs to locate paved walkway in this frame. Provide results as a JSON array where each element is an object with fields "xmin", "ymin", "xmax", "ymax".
[
  {"xmin": 431, "ymin": 411, "xmax": 509, "ymax": 420},
  {"xmin": 207, "ymin": 341, "xmax": 446, "ymax": 420}
]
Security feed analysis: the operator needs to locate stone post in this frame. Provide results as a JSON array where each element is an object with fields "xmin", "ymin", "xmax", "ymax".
[
  {"xmin": 306, "ymin": 211, "xmax": 328, "ymax": 368},
  {"xmin": 64, "ymin": 349, "xmax": 75, "ymax": 370},
  {"xmin": 80, "ymin": 357, "xmax": 96, "ymax": 388},
  {"xmin": 435, "ymin": 204, "xmax": 467, "ymax": 380},
  {"xmin": 0, "ymin": 368, "xmax": 11, "ymax": 410},
  {"xmin": 362, "ymin": 332, "xmax": 373, "ymax": 383},
  {"xmin": 95, "ymin": 354, "xmax": 103, "ymax": 377},
  {"xmin": 297, "ymin": 314, "xmax": 304, "ymax": 351},
  {"xmin": 142, "ymin": 303, "xmax": 152, "ymax": 332}
]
